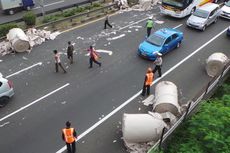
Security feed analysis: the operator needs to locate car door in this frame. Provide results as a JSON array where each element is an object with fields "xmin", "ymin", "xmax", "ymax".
[
  {"xmin": 162, "ymin": 36, "xmax": 173, "ymax": 54},
  {"xmin": 171, "ymin": 34, "xmax": 180, "ymax": 48},
  {"xmin": 207, "ymin": 10, "xmax": 215, "ymax": 25}
]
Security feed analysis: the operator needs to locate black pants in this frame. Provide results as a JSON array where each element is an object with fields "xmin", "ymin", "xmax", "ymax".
[
  {"xmin": 67, "ymin": 53, "xmax": 73, "ymax": 64},
  {"xmin": 89, "ymin": 57, "xmax": 101, "ymax": 68},
  {"xmin": 66, "ymin": 141, "xmax": 76, "ymax": 153},
  {"xmin": 153, "ymin": 65, "xmax": 162, "ymax": 77},
  {"xmin": 141, "ymin": 84, "xmax": 150, "ymax": 96},
  {"xmin": 147, "ymin": 27, "xmax": 152, "ymax": 37},
  {"xmin": 104, "ymin": 20, "xmax": 112, "ymax": 29},
  {"xmin": 55, "ymin": 63, "xmax": 66, "ymax": 73}
]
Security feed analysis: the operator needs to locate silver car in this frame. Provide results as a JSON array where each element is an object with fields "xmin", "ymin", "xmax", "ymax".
[
  {"xmin": 220, "ymin": 0, "xmax": 230, "ymax": 19},
  {"xmin": 0, "ymin": 73, "xmax": 14, "ymax": 107},
  {"xmin": 186, "ymin": 3, "xmax": 220, "ymax": 31}
]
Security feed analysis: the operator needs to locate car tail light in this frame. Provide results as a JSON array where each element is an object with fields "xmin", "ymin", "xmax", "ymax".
[{"xmin": 8, "ymin": 80, "xmax": 13, "ymax": 88}]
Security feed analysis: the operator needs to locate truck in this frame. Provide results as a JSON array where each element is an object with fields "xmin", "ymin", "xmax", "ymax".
[{"xmin": 0, "ymin": 0, "xmax": 34, "ymax": 15}]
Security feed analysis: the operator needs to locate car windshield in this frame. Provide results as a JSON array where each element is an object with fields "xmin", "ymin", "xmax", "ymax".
[
  {"xmin": 193, "ymin": 9, "xmax": 209, "ymax": 18},
  {"xmin": 162, "ymin": 0, "xmax": 184, "ymax": 8},
  {"xmin": 225, "ymin": 1, "xmax": 230, "ymax": 7},
  {"xmin": 146, "ymin": 34, "xmax": 165, "ymax": 46}
]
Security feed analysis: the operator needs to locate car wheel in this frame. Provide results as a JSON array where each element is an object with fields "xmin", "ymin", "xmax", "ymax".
[
  {"xmin": 202, "ymin": 25, "xmax": 206, "ymax": 31},
  {"xmin": 0, "ymin": 96, "xmax": 9, "ymax": 107},
  {"xmin": 177, "ymin": 42, "xmax": 181, "ymax": 48}
]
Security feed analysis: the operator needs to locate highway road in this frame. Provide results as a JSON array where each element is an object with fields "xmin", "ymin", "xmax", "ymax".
[
  {"xmin": 0, "ymin": 4, "xmax": 229, "ymax": 153},
  {"xmin": 0, "ymin": 0, "xmax": 91, "ymax": 24}
]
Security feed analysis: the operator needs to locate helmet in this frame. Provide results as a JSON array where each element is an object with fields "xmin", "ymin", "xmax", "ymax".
[
  {"xmin": 148, "ymin": 16, "xmax": 152, "ymax": 19},
  {"xmin": 147, "ymin": 67, "xmax": 152, "ymax": 73}
]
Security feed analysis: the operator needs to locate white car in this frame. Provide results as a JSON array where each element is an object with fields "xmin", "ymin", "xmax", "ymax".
[
  {"xmin": 186, "ymin": 3, "xmax": 220, "ymax": 31},
  {"xmin": 0, "ymin": 73, "xmax": 14, "ymax": 107},
  {"xmin": 220, "ymin": 0, "xmax": 230, "ymax": 19}
]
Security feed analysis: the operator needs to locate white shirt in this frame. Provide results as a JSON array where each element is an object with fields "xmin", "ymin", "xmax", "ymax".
[
  {"xmin": 55, "ymin": 53, "xmax": 61, "ymax": 63},
  {"xmin": 155, "ymin": 57, "xmax": 162, "ymax": 66}
]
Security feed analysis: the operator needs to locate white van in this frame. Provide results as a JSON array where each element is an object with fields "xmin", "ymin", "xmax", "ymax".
[{"xmin": 186, "ymin": 3, "xmax": 221, "ymax": 31}]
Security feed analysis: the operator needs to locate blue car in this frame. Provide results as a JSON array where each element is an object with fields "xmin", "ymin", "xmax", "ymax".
[
  {"xmin": 227, "ymin": 26, "xmax": 230, "ymax": 36},
  {"xmin": 138, "ymin": 28, "xmax": 183, "ymax": 60}
]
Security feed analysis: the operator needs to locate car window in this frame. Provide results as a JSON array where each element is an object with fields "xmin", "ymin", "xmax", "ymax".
[
  {"xmin": 165, "ymin": 37, "xmax": 172, "ymax": 44},
  {"xmin": 146, "ymin": 34, "xmax": 165, "ymax": 46},
  {"xmin": 172, "ymin": 34, "xmax": 178, "ymax": 40},
  {"xmin": 209, "ymin": 10, "xmax": 215, "ymax": 17},
  {"xmin": 193, "ymin": 9, "xmax": 209, "ymax": 18},
  {"xmin": 0, "ymin": 82, "xmax": 2, "ymax": 87},
  {"xmin": 226, "ymin": 1, "xmax": 230, "ymax": 7}
]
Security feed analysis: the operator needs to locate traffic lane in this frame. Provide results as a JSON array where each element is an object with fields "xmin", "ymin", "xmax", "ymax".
[
  {"xmin": 0, "ymin": 19, "xmax": 184, "ymax": 153},
  {"xmin": 0, "ymin": 9, "xmax": 226, "ymax": 152},
  {"xmin": 0, "ymin": 0, "xmax": 89, "ymax": 24},
  {"xmin": 72, "ymin": 27, "xmax": 230, "ymax": 153}
]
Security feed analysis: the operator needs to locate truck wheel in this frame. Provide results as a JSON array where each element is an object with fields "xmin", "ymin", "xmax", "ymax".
[
  {"xmin": 26, "ymin": 6, "xmax": 31, "ymax": 11},
  {"xmin": 9, "ymin": 10, "xmax": 14, "ymax": 15}
]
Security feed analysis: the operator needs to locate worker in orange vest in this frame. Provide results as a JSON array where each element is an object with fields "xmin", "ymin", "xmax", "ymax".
[
  {"xmin": 141, "ymin": 67, "xmax": 154, "ymax": 96},
  {"xmin": 62, "ymin": 121, "xmax": 77, "ymax": 153}
]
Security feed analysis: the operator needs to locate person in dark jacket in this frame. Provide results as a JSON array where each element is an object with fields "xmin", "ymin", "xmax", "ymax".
[
  {"xmin": 104, "ymin": 15, "xmax": 112, "ymax": 29},
  {"xmin": 88, "ymin": 46, "xmax": 101, "ymax": 68},
  {"xmin": 62, "ymin": 121, "xmax": 77, "ymax": 153},
  {"xmin": 67, "ymin": 41, "xmax": 74, "ymax": 64}
]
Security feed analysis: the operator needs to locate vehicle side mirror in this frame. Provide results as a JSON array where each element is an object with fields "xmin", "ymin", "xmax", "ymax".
[{"xmin": 0, "ymin": 73, "xmax": 3, "ymax": 78}]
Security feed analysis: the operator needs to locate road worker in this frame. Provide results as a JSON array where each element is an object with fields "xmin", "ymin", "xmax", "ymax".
[
  {"xmin": 62, "ymin": 121, "xmax": 77, "ymax": 153},
  {"xmin": 146, "ymin": 16, "xmax": 154, "ymax": 37},
  {"xmin": 141, "ymin": 67, "xmax": 154, "ymax": 96},
  {"xmin": 153, "ymin": 52, "xmax": 163, "ymax": 77}
]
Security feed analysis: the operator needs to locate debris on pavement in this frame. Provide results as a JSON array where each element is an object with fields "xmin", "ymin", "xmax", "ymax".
[{"xmin": 0, "ymin": 28, "xmax": 60, "ymax": 56}]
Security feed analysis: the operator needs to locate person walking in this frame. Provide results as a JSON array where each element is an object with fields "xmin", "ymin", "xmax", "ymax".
[
  {"xmin": 67, "ymin": 41, "xmax": 74, "ymax": 64},
  {"xmin": 62, "ymin": 121, "xmax": 77, "ymax": 153},
  {"xmin": 141, "ymin": 67, "xmax": 154, "ymax": 96},
  {"xmin": 88, "ymin": 45, "xmax": 102, "ymax": 68},
  {"xmin": 104, "ymin": 15, "xmax": 112, "ymax": 29},
  {"xmin": 153, "ymin": 52, "xmax": 162, "ymax": 77},
  {"xmin": 146, "ymin": 17, "xmax": 154, "ymax": 37},
  {"xmin": 53, "ymin": 50, "xmax": 67, "ymax": 73}
]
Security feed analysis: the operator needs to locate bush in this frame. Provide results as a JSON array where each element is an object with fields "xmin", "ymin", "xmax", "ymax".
[
  {"xmin": 62, "ymin": 9, "xmax": 76, "ymax": 17},
  {"xmin": 23, "ymin": 11, "xmax": 36, "ymax": 26},
  {"xmin": 0, "ymin": 23, "xmax": 18, "ymax": 37},
  {"xmin": 75, "ymin": 7, "xmax": 85, "ymax": 13},
  {"xmin": 92, "ymin": 3, "xmax": 101, "ymax": 7},
  {"xmin": 42, "ymin": 15, "xmax": 60, "ymax": 23},
  {"xmin": 84, "ymin": 5, "xmax": 93, "ymax": 10}
]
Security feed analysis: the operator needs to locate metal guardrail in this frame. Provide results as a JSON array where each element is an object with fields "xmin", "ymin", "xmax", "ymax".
[{"xmin": 147, "ymin": 61, "xmax": 230, "ymax": 153}]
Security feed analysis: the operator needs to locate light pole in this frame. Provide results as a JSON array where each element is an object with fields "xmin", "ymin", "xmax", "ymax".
[{"xmin": 39, "ymin": 0, "xmax": 45, "ymax": 16}]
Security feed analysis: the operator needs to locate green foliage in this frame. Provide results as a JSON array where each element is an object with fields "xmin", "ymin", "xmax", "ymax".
[
  {"xmin": 164, "ymin": 80, "xmax": 230, "ymax": 153},
  {"xmin": 0, "ymin": 23, "xmax": 18, "ymax": 37},
  {"xmin": 84, "ymin": 5, "xmax": 93, "ymax": 10},
  {"xmin": 42, "ymin": 15, "xmax": 62, "ymax": 23},
  {"xmin": 92, "ymin": 3, "xmax": 101, "ymax": 7},
  {"xmin": 75, "ymin": 7, "xmax": 85, "ymax": 13},
  {"xmin": 62, "ymin": 9, "xmax": 76, "ymax": 17},
  {"xmin": 23, "ymin": 11, "xmax": 36, "ymax": 26}
]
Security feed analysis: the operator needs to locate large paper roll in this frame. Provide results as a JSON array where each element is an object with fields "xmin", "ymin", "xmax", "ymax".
[
  {"xmin": 206, "ymin": 52, "xmax": 229, "ymax": 77},
  {"xmin": 122, "ymin": 113, "xmax": 166, "ymax": 143},
  {"xmin": 7, "ymin": 28, "xmax": 30, "ymax": 52},
  {"xmin": 153, "ymin": 81, "xmax": 180, "ymax": 116}
]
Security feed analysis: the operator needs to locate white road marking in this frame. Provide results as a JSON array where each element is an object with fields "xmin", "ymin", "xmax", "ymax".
[
  {"xmin": 0, "ymin": 122, "xmax": 10, "ymax": 127},
  {"xmin": 5, "ymin": 62, "xmax": 42, "ymax": 79},
  {"xmin": 173, "ymin": 24, "xmax": 183, "ymax": 29},
  {"xmin": 0, "ymin": 83, "xmax": 69, "ymax": 122},
  {"xmin": 34, "ymin": 0, "xmax": 65, "ymax": 9},
  {"xmin": 56, "ymin": 27, "xmax": 228, "ymax": 153}
]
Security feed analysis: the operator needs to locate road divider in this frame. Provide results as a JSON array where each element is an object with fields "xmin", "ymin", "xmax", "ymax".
[
  {"xmin": 0, "ymin": 83, "xmax": 70, "ymax": 122},
  {"xmin": 6, "ymin": 62, "xmax": 43, "ymax": 79}
]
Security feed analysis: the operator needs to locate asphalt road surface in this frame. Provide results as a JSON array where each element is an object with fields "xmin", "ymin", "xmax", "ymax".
[
  {"xmin": 0, "ymin": 0, "xmax": 88, "ymax": 24},
  {"xmin": 0, "ymin": 4, "xmax": 229, "ymax": 153}
]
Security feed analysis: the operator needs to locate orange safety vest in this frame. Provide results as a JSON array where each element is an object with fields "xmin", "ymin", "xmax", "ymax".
[
  {"xmin": 62, "ymin": 128, "xmax": 75, "ymax": 143},
  {"xmin": 145, "ymin": 72, "xmax": 154, "ymax": 85}
]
